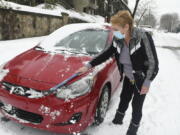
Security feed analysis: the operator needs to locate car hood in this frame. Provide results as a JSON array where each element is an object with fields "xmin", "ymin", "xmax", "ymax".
[{"xmin": 5, "ymin": 49, "xmax": 92, "ymax": 85}]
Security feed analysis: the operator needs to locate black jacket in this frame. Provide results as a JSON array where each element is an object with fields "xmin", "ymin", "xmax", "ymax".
[{"xmin": 88, "ymin": 27, "xmax": 159, "ymax": 87}]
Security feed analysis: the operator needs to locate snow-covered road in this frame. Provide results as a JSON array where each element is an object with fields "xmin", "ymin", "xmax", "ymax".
[
  {"xmin": 0, "ymin": 31, "xmax": 180, "ymax": 135},
  {"xmin": 153, "ymin": 31, "xmax": 180, "ymax": 47}
]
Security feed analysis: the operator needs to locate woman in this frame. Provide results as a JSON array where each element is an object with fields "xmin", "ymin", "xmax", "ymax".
[{"xmin": 77, "ymin": 10, "xmax": 159, "ymax": 135}]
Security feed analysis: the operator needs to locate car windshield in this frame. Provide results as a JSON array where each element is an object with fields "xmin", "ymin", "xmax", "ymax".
[{"xmin": 39, "ymin": 29, "xmax": 109, "ymax": 55}]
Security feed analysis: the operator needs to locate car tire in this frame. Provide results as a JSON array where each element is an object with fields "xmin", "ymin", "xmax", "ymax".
[{"xmin": 94, "ymin": 85, "xmax": 110, "ymax": 125}]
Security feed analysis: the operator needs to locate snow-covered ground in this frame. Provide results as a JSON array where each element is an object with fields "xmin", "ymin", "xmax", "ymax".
[
  {"xmin": 153, "ymin": 30, "xmax": 180, "ymax": 47},
  {"xmin": 0, "ymin": 30, "xmax": 180, "ymax": 135},
  {"xmin": 0, "ymin": 0, "xmax": 104, "ymax": 23}
]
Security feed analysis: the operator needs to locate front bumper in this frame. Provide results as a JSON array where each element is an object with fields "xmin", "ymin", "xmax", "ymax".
[{"xmin": 0, "ymin": 84, "xmax": 97, "ymax": 134}]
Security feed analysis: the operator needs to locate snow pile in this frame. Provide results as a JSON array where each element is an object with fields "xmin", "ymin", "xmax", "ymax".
[{"xmin": 0, "ymin": 0, "xmax": 104, "ymax": 23}]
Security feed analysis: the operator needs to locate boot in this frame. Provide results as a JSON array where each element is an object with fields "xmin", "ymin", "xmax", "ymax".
[
  {"xmin": 126, "ymin": 122, "xmax": 139, "ymax": 135},
  {"xmin": 112, "ymin": 110, "xmax": 125, "ymax": 125}
]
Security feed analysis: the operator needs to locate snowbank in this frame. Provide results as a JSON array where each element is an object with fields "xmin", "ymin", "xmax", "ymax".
[
  {"xmin": 153, "ymin": 30, "xmax": 180, "ymax": 47},
  {"xmin": 36, "ymin": 3, "xmax": 104, "ymax": 23}
]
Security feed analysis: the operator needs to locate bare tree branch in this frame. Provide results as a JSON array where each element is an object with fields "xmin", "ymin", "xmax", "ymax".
[
  {"xmin": 137, "ymin": 8, "xmax": 148, "ymax": 26},
  {"xmin": 133, "ymin": 0, "xmax": 140, "ymax": 18}
]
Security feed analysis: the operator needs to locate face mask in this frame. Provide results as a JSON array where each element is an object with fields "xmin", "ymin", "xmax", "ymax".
[{"xmin": 113, "ymin": 31, "xmax": 125, "ymax": 39}]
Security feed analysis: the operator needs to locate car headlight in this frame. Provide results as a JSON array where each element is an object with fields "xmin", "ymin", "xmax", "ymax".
[{"xmin": 56, "ymin": 74, "xmax": 95, "ymax": 100}]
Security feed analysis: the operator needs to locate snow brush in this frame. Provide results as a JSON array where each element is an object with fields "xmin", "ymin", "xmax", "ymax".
[{"xmin": 43, "ymin": 72, "xmax": 81, "ymax": 96}]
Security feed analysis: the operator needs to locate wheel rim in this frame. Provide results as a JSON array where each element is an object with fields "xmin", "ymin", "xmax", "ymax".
[{"xmin": 99, "ymin": 90, "xmax": 109, "ymax": 119}]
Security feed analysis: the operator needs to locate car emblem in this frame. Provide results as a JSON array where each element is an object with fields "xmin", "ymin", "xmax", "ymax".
[{"xmin": 13, "ymin": 86, "xmax": 26, "ymax": 95}]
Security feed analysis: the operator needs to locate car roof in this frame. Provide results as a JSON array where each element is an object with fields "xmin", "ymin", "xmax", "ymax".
[{"xmin": 59, "ymin": 23, "xmax": 111, "ymax": 30}]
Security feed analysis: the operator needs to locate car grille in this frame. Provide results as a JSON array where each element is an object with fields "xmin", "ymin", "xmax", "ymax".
[
  {"xmin": 15, "ymin": 108, "xmax": 43, "ymax": 123},
  {"xmin": 1, "ymin": 82, "xmax": 43, "ymax": 98},
  {"xmin": 0, "ymin": 102, "xmax": 43, "ymax": 124}
]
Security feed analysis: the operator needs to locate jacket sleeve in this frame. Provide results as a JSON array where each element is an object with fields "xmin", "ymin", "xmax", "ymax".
[
  {"xmin": 86, "ymin": 40, "xmax": 117, "ymax": 68},
  {"xmin": 142, "ymin": 32, "xmax": 159, "ymax": 85}
]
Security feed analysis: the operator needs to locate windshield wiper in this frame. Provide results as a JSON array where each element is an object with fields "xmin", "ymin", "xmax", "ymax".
[
  {"xmin": 55, "ymin": 49, "xmax": 89, "ymax": 55},
  {"xmin": 35, "ymin": 46, "xmax": 44, "ymax": 51},
  {"xmin": 86, "ymin": 51, "xmax": 98, "ymax": 55}
]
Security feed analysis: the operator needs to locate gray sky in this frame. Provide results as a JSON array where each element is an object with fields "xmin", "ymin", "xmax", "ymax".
[{"xmin": 129, "ymin": 0, "xmax": 180, "ymax": 17}]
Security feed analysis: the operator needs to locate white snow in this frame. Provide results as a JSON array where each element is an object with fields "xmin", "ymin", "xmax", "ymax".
[
  {"xmin": 0, "ymin": 0, "xmax": 104, "ymax": 23},
  {"xmin": 38, "ymin": 105, "xmax": 61, "ymax": 121},
  {"xmin": 153, "ymin": 30, "xmax": 180, "ymax": 47},
  {"xmin": 0, "ymin": 69, "xmax": 9, "ymax": 81},
  {"xmin": 36, "ymin": 3, "xmax": 104, "ymax": 23},
  {"xmin": 26, "ymin": 89, "xmax": 44, "ymax": 99},
  {"xmin": 0, "ymin": 36, "xmax": 45, "ymax": 65},
  {"xmin": 40, "ymin": 23, "xmax": 109, "ymax": 52},
  {"xmin": 39, "ymin": 105, "xmax": 51, "ymax": 116},
  {"xmin": 0, "ymin": 30, "xmax": 180, "ymax": 135},
  {"xmin": 0, "ymin": 62, "xmax": 9, "ymax": 81}
]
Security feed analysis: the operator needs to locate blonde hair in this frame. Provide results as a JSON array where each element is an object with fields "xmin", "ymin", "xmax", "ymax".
[{"xmin": 110, "ymin": 10, "xmax": 134, "ymax": 32}]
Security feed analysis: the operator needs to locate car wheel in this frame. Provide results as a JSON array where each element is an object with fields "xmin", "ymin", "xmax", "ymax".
[{"xmin": 94, "ymin": 85, "xmax": 110, "ymax": 125}]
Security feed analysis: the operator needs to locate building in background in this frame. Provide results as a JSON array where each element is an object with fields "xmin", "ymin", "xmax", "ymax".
[
  {"xmin": 61, "ymin": 0, "xmax": 130, "ymax": 22},
  {"xmin": 5, "ymin": 0, "xmax": 130, "ymax": 22},
  {"xmin": 95, "ymin": 0, "xmax": 129, "ymax": 22}
]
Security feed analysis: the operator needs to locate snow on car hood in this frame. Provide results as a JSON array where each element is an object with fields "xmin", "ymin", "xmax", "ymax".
[{"xmin": 5, "ymin": 49, "xmax": 92, "ymax": 85}]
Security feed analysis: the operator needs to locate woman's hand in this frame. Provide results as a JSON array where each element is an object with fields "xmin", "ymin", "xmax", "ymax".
[
  {"xmin": 76, "ymin": 66, "xmax": 89, "ymax": 74},
  {"xmin": 140, "ymin": 86, "xmax": 149, "ymax": 95}
]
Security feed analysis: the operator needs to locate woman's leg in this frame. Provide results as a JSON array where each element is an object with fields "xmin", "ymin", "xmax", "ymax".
[
  {"xmin": 117, "ymin": 76, "xmax": 134, "ymax": 114},
  {"xmin": 131, "ymin": 89, "xmax": 146, "ymax": 125},
  {"xmin": 112, "ymin": 76, "xmax": 134, "ymax": 124},
  {"xmin": 126, "ymin": 86, "xmax": 146, "ymax": 135}
]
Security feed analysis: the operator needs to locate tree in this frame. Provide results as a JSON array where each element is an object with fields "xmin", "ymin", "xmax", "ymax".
[
  {"xmin": 139, "ymin": 13, "xmax": 157, "ymax": 28},
  {"xmin": 132, "ymin": 0, "xmax": 140, "ymax": 18},
  {"xmin": 133, "ymin": 0, "xmax": 157, "ymax": 27},
  {"xmin": 160, "ymin": 13, "xmax": 180, "ymax": 32},
  {"xmin": 123, "ymin": 0, "xmax": 128, "ymax": 5}
]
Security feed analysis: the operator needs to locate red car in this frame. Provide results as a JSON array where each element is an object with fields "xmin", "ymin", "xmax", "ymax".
[{"xmin": 0, "ymin": 23, "xmax": 121, "ymax": 134}]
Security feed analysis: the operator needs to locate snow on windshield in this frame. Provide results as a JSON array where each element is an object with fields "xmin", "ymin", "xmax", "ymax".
[{"xmin": 39, "ymin": 23, "xmax": 110, "ymax": 54}]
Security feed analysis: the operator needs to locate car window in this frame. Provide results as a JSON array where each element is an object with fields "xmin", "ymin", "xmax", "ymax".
[{"xmin": 53, "ymin": 29, "xmax": 109, "ymax": 55}]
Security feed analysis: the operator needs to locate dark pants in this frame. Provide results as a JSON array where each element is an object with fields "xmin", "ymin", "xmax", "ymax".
[{"xmin": 117, "ymin": 76, "xmax": 146, "ymax": 125}]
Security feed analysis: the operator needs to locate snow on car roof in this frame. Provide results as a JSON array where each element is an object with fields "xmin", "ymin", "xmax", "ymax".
[{"xmin": 40, "ymin": 23, "xmax": 110, "ymax": 52}]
